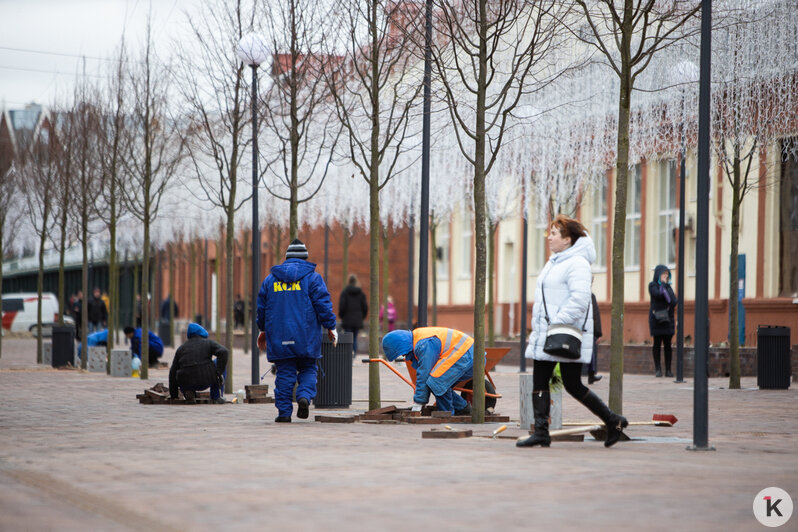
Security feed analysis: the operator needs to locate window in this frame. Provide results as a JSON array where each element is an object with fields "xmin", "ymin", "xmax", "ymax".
[
  {"xmin": 658, "ymin": 159, "xmax": 678, "ymax": 266},
  {"xmin": 532, "ymin": 220, "xmax": 547, "ymax": 273},
  {"xmin": 460, "ymin": 214, "xmax": 472, "ymax": 278},
  {"xmin": 591, "ymin": 178, "xmax": 608, "ymax": 269},
  {"xmin": 624, "ymin": 164, "xmax": 642, "ymax": 268},
  {"xmin": 435, "ymin": 222, "xmax": 450, "ymax": 280},
  {"xmin": 2, "ymin": 298, "xmax": 24, "ymax": 312}
]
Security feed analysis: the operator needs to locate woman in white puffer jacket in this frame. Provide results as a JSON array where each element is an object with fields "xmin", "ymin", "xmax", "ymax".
[{"xmin": 518, "ymin": 214, "xmax": 628, "ymax": 449}]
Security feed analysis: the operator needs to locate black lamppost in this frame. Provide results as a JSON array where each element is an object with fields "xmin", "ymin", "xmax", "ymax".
[
  {"xmin": 417, "ymin": 0, "xmax": 432, "ymax": 328},
  {"xmin": 237, "ymin": 33, "xmax": 269, "ymax": 385}
]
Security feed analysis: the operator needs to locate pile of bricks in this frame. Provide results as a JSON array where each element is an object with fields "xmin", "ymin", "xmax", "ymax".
[
  {"xmin": 136, "ymin": 383, "xmax": 217, "ymax": 405},
  {"xmin": 244, "ymin": 385, "xmax": 274, "ymax": 404},
  {"xmin": 315, "ymin": 405, "xmax": 510, "ymax": 424}
]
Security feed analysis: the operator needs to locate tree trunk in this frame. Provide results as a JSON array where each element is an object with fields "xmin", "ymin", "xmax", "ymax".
[
  {"xmin": 81, "ymin": 212, "xmax": 89, "ymax": 371},
  {"xmin": 471, "ymin": 0, "xmax": 488, "ymax": 423},
  {"xmin": 107, "ymin": 202, "xmax": 117, "ymax": 371},
  {"xmin": 169, "ymin": 244, "xmax": 176, "ymax": 348},
  {"xmin": 381, "ymin": 228, "xmax": 390, "ymax": 338},
  {"xmin": 141, "ymin": 192, "xmax": 152, "ymax": 380},
  {"xmin": 225, "ymin": 210, "xmax": 236, "ymax": 394},
  {"xmin": 342, "ymin": 225, "xmax": 350, "ymax": 287},
  {"xmin": 189, "ymin": 240, "xmax": 197, "ymax": 321},
  {"xmin": 215, "ymin": 231, "xmax": 223, "ymax": 342},
  {"xmin": 367, "ymin": 0, "xmax": 382, "ymax": 411},
  {"xmin": 36, "ymin": 207, "xmax": 48, "ymax": 364},
  {"xmin": 58, "ymin": 209, "xmax": 67, "ymax": 327},
  {"xmin": 608, "ymin": 46, "xmax": 633, "ymax": 414},
  {"xmin": 728, "ymin": 150, "xmax": 742, "ymax": 389}
]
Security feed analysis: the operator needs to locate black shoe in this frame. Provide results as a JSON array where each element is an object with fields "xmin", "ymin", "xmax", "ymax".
[
  {"xmin": 211, "ymin": 397, "xmax": 226, "ymax": 404},
  {"xmin": 297, "ymin": 397, "xmax": 309, "ymax": 419},
  {"xmin": 454, "ymin": 404, "xmax": 472, "ymax": 416},
  {"xmin": 275, "ymin": 416, "xmax": 292, "ymax": 423},
  {"xmin": 588, "ymin": 374, "xmax": 602, "ymax": 384},
  {"xmin": 665, "ymin": 370, "xmax": 673, "ymax": 378},
  {"xmin": 578, "ymin": 390, "xmax": 628, "ymax": 448},
  {"xmin": 655, "ymin": 369, "xmax": 663, "ymax": 378},
  {"xmin": 183, "ymin": 390, "xmax": 196, "ymax": 404},
  {"xmin": 516, "ymin": 390, "xmax": 551, "ymax": 448}
]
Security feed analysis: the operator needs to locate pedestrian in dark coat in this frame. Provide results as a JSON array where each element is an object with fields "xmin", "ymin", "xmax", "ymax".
[
  {"xmin": 169, "ymin": 323, "xmax": 228, "ymax": 404},
  {"xmin": 649, "ymin": 264, "xmax": 678, "ymax": 377},
  {"xmin": 338, "ymin": 274, "xmax": 368, "ymax": 357},
  {"xmin": 86, "ymin": 288, "xmax": 107, "ymax": 333},
  {"xmin": 257, "ymin": 239, "xmax": 337, "ymax": 423}
]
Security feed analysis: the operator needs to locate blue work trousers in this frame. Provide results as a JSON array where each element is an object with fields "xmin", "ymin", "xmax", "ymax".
[
  {"xmin": 274, "ymin": 358, "xmax": 317, "ymax": 417},
  {"xmin": 434, "ymin": 387, "xmax": 469, "ymax": 414}
]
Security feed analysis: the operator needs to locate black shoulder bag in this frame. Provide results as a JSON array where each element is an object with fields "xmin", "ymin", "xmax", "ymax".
[{"xmin": 541, "ymin": 287, "xmax": 589, "ymax": 360}]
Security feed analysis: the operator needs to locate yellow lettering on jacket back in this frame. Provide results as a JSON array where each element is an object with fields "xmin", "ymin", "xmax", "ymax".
[{"xmin": 273, "ymin": 281, "xmax": 302, "ymax": 292}]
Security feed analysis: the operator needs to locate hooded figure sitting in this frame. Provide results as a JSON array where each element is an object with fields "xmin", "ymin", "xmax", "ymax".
[
  {"xmin": 382, "ymin": 327, "xmax": 477, "ymax": 416},
  {"xmin": 257, "ymin": 238, "xmax": 337, "ymax": 422},
  {"xmin": 169, "ymin": 323, "xmax": 228, "ymax": 404}
]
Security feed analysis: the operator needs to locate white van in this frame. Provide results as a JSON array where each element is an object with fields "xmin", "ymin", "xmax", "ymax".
[{"xmin": 1, "ymin": 292, "xmax": 74, "ymax": 337}]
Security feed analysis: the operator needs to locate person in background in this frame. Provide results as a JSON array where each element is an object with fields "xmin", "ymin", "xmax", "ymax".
[
  {"xmin": 169, "ymin": 323, "xmax": 228, "ymax": 404},
  {"xmin": 338, "ymin": 274, "xmax": 368, "ymax": 357},
  {"xmin": 233, "ymin": 294, "xmax": 245, "ymax": 329},
  {"xmin": 86, "ymin": 288, "xmax": 107, "ymax": 334},
  {"xmin": 124, "ymin": 326, "xmax": 165, "ymax": 368},
  {"xmin": 379, "ymin": 296, "xmax": 397, "ymax": 332},
  {"xmin": 257, "ymin": 239, "xmax": 337, "ymax": 423},
  {"xmin": 382, "ymin": 327, "xmax": 476, "ymax": 416},
  {"xmin": 77, "ymin": 328, "xmax": 108, "ymax": 358},
  {"xmin": 518, "ymin": 214, "xmax": 627, "ymax": 448},
  {"xmin": 134, "ymin": 294, "xmax": 143, "ymax": 327},
  {"xmin": 586, "ymin": 293, "xmax": 602, "ymax": 384},
  {"xmin": 649, "ymin": 264, "xmax": 678, "ymax": 378},
  {"xmin": 71, "ymin": 290, "xmax": 83, "ymax": 340},
  {"xmin": 160, "ymin": 294, "xmax": 179, "ymax": 321}
]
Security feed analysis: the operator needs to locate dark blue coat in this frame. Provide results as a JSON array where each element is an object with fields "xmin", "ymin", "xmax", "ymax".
[{"xmin": 256, "ymin": 259, "xmax": 336, "ymax": 361}]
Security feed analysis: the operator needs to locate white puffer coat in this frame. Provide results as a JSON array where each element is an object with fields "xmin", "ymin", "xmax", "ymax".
[{"xmin": 525, "ymin": 233, "xmax": 595, "ymax": 364}]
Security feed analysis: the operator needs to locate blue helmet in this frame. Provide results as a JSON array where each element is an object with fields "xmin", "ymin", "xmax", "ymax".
[
  {"xmin": 382, "ymin": 330, "xmax": 413, "ymax": 361},
  {"xmin": 187, "ymin": 322, "xmax": 209, "ymax": 338}
]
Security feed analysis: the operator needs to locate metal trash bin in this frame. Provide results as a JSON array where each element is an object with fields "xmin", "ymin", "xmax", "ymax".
[
  {"xmin": 757, "ymin": 326, "xmax": 791, "ymax": 390},
  {"xmin": 51, "ymin": 325, "xmax": 75, "ymax": 367},
  {"xmin": 158, "ymin": 319, "xmax": 172, "ymax": 347},
  {"xmin": 314, "ymin": 331, "xmax": 353, "ymax": 408}
]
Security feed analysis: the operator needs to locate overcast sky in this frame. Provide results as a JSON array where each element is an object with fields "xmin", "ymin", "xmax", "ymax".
[{"xmin": 0, "ymin": 0, "xmax": 200, "ymax": 109}]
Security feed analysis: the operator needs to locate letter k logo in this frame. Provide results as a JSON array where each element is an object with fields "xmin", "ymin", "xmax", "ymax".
[{"xmin": 765, "ymin": 496, "xmax": 783, "ymax": 518}]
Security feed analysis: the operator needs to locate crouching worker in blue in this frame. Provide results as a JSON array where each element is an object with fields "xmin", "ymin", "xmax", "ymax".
[
  {"xmin": 382, "ymin": 327, "xmax": 476, "ymax": 416},
  {"xmin": 169, "ymin": 323, "xmax": 228, "ymax": 404},
  {"xmin": 123, "ymin": 326, "xmax": 165, "ymax": 367},
  {"xmin": 257, "ymin": 239, "xmax": 337, "ymax": 423}
]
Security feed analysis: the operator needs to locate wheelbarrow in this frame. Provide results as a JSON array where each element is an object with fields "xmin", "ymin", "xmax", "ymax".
[{"xmin": 369, "ymin": 347, "xmax": 510, "ymax": 411}]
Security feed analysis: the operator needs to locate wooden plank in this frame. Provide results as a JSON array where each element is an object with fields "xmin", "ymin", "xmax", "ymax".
[
  {"xmin": 364, "ymin": 405, "xmax": 398, "ymax": 415},
  {"xmin": 314, "ymin": 415, "xmax": 356, "ymax": 423},
  {"xmin": 422, "ymin": 429, "xmax": 473, "ymax": 439},
  {"xmin": 404, "ymin": 417, "xmax": 443, "ymax": 424},
  {"xmin": 244, "ymin": 397, "xmax": 275, "ymax": 404}
]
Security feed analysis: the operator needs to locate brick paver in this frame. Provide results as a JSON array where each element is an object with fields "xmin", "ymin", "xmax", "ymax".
[{"xmin": 1, "ymin": 336, "xmax": 796, "ymax": 531}]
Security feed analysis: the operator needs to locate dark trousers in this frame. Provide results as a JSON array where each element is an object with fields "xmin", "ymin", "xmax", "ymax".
[
  {"xmin": 533, "ymin": 359, "xmax": 589, "ymax": 399},
  {"xmin": 652, "ymin": 335, "xmax": 673, "ymax": 371},
  {"xmin": 344, "ymin": 327, "xmax": 360, "ymax": 357}
]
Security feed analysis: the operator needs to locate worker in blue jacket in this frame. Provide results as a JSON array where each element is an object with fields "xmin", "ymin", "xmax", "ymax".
[
  {"xmin": 257, "ymin": 239, "xmax": 337, "ymax": 422},
  {"xmin": 123, "ymin": 326, "xmax": 165, "ymax": 367},
  {"xmin": 77, "ymin": 328, "xmax": 109, "ymax": 358},
  {"xmin": 382, "ymin": 327, "xmax": 476, "ymax": 416}
]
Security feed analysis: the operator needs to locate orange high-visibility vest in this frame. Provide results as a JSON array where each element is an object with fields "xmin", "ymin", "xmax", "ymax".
[{"xmin": 412, "ymin": 327, "xmax": 474, "ymax": 378}]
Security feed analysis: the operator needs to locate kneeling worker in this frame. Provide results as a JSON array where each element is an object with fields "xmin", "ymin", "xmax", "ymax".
[
  {"xmin": 169, "ymin": 323, "xmax": 228, "ymax": 404},
  {"xmin": 382, "ymin": 327, "xmax": 476, "ymax": 416},
  {"xmin": 123, "ymin": 326, "xmax": 165, "ymax": 367}
]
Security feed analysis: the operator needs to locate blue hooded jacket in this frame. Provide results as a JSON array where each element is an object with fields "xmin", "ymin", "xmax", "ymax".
[
  {"xmin": 256, "ymin": 258, "xmax": 336, "ymax": 361},
  {"xmin": 130, "ymin": 328, "xmax": 165, "ymax": 359}
]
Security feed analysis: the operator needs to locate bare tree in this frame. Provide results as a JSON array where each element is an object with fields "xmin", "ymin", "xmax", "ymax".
[
  {"xmin": 429, "ymin": 0, "xmax": 568, "ymax": 421},
  {"xmin": 324, "ymin": 0, "xmax": 424, "ymax": 410},
  {"xmin": 174, "ymin": 0, "xmax": 256, "ymax": 390},
  {"xmin": 260, "ymin": 0, "xmax": 342, "ymax": 241},
  {"xmin": 573, "ymin": 0, "xmax": 700, "ymax": 412},
  {"xmin": 0, "ymin": 143, "xmax": 21, "ymax": 360},
  {"xmin": 122, "ymin": 22, "xmax": 185, "ymax": 380},
  {"xmin": 17, "ymin": 109, "xmax": 59, "ymax": 363}
]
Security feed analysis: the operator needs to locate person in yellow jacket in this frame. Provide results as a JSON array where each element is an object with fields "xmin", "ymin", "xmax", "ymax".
[{"xmin": 382, "ymin": 327, "xmax": 477, "ymax": 416}]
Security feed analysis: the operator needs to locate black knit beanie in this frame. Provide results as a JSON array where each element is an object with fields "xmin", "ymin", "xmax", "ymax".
[{"xmin": 285, "ymin": 238, "xmax": 309, "ymax": 259}]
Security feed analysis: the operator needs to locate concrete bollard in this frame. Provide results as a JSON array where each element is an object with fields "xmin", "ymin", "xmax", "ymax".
[
  {"xmin": 43, "ymin": 342, "xmax": 52, "ymax": 366},
  {"xmin": 110, "ymin": 349, "xmax": 132, "ymax": 377},
  {"xmin": 520, "ymin": 374, "xmax": 563, "ymax": 430},
  {"xmin": 87, "ymin": 347, "xmax": 107, "ymax": 373}
]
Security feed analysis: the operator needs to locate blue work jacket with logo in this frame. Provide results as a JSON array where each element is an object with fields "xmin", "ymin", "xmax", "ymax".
[{"xmin": 256, "ymin": 258, "xmax": 336, "ymax": 361}]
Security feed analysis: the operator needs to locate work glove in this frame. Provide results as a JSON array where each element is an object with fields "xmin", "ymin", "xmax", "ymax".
[
  {"xmin": 257, "ymin": 332, "xmax": 266, "ymax": 351},
  {"xmin": 411, "ymin": 403, "xmax": 423, "ymax": 413},
  {"xmin": 328, "ymin": 328, "xmax": 338, "ymax": 347}
]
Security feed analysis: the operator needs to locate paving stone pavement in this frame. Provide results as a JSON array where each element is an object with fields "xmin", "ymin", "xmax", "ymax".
[{"xmin": 1, "ymin": 337, "xmax": 796, "ymax": 531}]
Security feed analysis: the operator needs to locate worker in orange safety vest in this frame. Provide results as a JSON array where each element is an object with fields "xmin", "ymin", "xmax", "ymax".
[{"xmin": 382, "ymin": 327, "xmax": 480, "ymax": 416}]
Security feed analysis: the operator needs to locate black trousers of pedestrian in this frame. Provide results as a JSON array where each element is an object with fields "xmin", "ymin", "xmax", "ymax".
[
  {"xmin": 652, "ymin": 334, "xmax": 673, "ymax": 371},
  {"xmin": 533, "ymin": 359, "xmax": 589, "ymax": 398}
]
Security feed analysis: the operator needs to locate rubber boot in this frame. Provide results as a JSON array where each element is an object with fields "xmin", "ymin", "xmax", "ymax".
[
  {"xmin": 578, "ymin": 390, "xmax": 628, "ymax": 448},
  {"xmin": 516, "ymin": 390, "xmax": 551, "ymax": 448},
  {"xmin": 665, "ymin": 349, "xmax": 673, "ymax": 378}
]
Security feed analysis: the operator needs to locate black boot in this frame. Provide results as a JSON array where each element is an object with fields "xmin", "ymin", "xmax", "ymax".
[
  {"xmin": 578, "ymin": 390, "xmax": 628, "ymax": 448},
  {"xmin": 516, "ymin": 390, "xmax": 551, "ymax": 448},
  {"xmin": 588, "ymin": 373, "xmax": 602, "ymax": 384}
]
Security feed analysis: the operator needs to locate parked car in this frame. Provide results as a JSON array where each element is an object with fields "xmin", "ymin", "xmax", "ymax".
[{"xmin": 1, "ymin": 292, "xmax": 74, "ymax": 337}]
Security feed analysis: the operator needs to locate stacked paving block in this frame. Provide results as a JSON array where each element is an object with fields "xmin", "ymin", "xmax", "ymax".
[
  {"xmin": 87, "ymin": 347, "xmax": 107, "ymax": 373},
  {"xmin": 42, "ymin": 342, "xmax": 52, "ymax": 366},
  {"xmin": 245, "ymin": 384, "xmax": 274, "ymax": 404}
]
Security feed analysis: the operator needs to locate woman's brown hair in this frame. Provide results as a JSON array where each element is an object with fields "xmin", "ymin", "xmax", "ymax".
[{"xmin": 550, "ymin": 214, "xmax": 587, "ymax": 245}]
